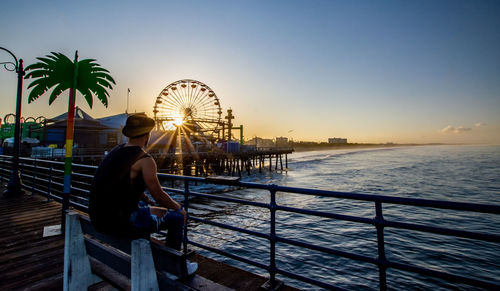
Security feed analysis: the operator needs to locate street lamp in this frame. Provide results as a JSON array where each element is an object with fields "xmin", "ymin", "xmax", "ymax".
[{"xmin": 1, "ymin": 47, "xmax": 25, "ymax": 197}]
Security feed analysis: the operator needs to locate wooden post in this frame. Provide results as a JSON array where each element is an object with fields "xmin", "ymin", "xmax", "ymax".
[
  {"xmin": 280, "ymin": 154, "xmax": 283, "ymax": 170},
  {"xmin": 64, "ymin": 213, "xmax": 101, "ymax": 291},
  {"xmin": 269, "ymin": 155, "xmax": 272, "ymax": 171},
  {"xmin": 275, "ymin": 154, "xmax": 278, "ymax": 170},
  {"xmin": 285, "ymin": 154, "xmax": 288, "ymax": 168},
  {"xmin": 132, "ymin": 239, "xmax": 160, "ymax": 291}
]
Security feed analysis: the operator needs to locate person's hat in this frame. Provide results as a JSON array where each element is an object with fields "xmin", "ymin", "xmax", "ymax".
[{"xmin": 122, "ymin": 113, "xmax": 155, "ymax": 138}]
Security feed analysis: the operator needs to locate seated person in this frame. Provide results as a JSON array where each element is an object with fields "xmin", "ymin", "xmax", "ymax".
[{"xmin": 89, "ymin": 113, "xmax": 197, "ymax": 274}]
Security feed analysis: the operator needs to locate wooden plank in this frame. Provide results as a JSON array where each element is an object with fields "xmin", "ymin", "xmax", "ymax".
[
  {"xmin": 0, "ymin": 256, "xmax": 63, "ymax": 290},
  {"xmin": 85, "ymin": 236, "xmax": 132, "ymax": 278},
  {"xmin": 0, "ymin": 244, "xmax": 63, "ymax": 273},
  {"xmin": 0, "ymin": 233, "xmax": 62, "ymax": 256},
  {"xmin": 89, "ymin": 257, "xmax": 131, "ymax": 291},
  {"xmin": 80, "ymin": 215, "xmax": 134, "ymax": 254},
  {"xmin": 23, "ymin": 273, "xmax": 63, "ymax": 291},
  {"xmin": 0, "ymin": 239, "xmax": 64, "ymax": 262},
  {"xmin": 182, "ymin": 275, "xmax": 235, "ymax": 291},
  {"xmin": 0, "ymin": 209, "xmax": 60, "ymax": 225},
  {"xmin": 0, "ymin": 218, "xmax": 62, "ymax": 236}
]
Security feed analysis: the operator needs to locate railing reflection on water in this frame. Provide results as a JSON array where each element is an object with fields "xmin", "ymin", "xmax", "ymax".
[{"xmin": 0, "ymin": 155, "xmax": 499, "ymax": 290}]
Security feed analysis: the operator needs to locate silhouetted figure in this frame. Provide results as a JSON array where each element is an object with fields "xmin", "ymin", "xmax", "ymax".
[{"xmin": 88, "ymin": 113, "xmax": 197, "ymax": 273}]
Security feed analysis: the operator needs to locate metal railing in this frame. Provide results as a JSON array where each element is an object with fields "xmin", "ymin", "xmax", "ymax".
[{"xmin": 1, "ymin": 154, "xmax": 499, "ymax": 290}]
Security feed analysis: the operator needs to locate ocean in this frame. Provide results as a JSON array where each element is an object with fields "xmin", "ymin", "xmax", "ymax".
[{"xmin": 181, "ymin": 145, "xmax": 500, "ymax": 290}]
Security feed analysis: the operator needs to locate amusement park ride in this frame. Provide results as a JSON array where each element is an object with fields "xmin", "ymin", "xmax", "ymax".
[
  {"xmin": 152, "ymin": 79, "xmax": 243, "ymax": 146},
  {"xmin": 0, "ymin": 113, "xmax": 45, "ymax": 142}
]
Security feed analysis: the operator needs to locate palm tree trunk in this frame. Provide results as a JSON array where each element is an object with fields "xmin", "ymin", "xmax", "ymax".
[
  {"xmin": 61, "ymin": 88, "xmax": 76, "ymax": 230},
  {"xmin": 62, "ymin": 51, "xmax": 79, "ymax": 231}
]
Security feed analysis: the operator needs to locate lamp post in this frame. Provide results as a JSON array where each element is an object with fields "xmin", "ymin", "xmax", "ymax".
[{"xmin": 1, "ymin": 47, "xmax": 25, "ymax": 197}]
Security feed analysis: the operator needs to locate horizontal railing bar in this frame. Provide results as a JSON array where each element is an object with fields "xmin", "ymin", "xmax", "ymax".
[
  {"xmin": 70, "ymin": 186, "xmax": 90, "ymax": 194},
  {"xmin": 51, "ymin": 168, "xmax": 64, "ymax": 174},
  {"xmin": 188, "ymin": 240, "xmax": 269, "ymax": 271},
  {"xmin": 161, "ymin": 187, "xmax": 185, "ymax": 195},
  {"xmin": 71, "ymin": 181, "xmax": 92, "ymax": 188},
  {"xmin": 276, "ymin": 205, "xmax": 374, "ymax": 225},
  {"xmin": 72, "ymin": 172, "xmax": 94, "ymax": 179},
  {"xmin": 189, "ymin": 216, "xmax": 270, "ymax": 240},
  {"xmin": 387, "ymin": 260, "xmax": 500, "ymax": 290},
  {"xmin": 187, "ymin": 192, "xmax": 270, "ymax": 209},
  {"xmin": 157, "ymin": 173, "xmax": 204, "ymax": 182},
  {"xmin": 46, "ymin": 193, "xmax": 62, "ymax": 203},
  {"xmin": 276, "ymin": 236, "xmax": 376, "ymax": 265},
  {"xmin": 384, "ymin": 220, "xmax": 500, "ymax": 243},
  {"xmin": 13, "ymin": 156, "xmax": 99, "ymax": 169},
  {"xmin": 269, "ymin": 185, "xmax": 500, "ymax": 215}
]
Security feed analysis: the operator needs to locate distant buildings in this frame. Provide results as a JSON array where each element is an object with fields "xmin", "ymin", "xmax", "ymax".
[
  {"xmin": 275, "ymin": 137, "xmax": 289, "ymax": 147},
  {"xmin": 328, "ymin": 137, "xmax": 347, "ymax": 144},
  {"xmin": 246, "ymin": 137, "xmax": 275, "ymax": 148}
]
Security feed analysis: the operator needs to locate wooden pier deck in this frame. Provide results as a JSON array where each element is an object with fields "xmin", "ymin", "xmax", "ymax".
[{"xmin": 0, "ymin": 185, "xmax": 299, "ymax": 290}]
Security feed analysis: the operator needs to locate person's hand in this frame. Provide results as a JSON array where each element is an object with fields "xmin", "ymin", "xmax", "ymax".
[
  {"xmin": 181, "ymin": 208, "xmax": 187, "ymax": 224},
  {"xmin": 177, "ymin": 205, "xmax": 187, "ymax": 224}
]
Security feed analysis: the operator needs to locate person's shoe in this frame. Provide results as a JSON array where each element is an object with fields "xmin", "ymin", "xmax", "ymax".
[{"xmin": 186, "ymin": 261, "xmax": 198, "ymax": 276}]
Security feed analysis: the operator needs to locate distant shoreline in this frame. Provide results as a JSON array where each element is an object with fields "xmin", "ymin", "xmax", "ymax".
[{"xmin": 290, "ymin": 143, "xmax": 447, "ymax": 153}]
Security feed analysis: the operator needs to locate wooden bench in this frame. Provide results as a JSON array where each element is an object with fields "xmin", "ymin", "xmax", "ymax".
[{"xmin": 63, "ymin": 212, "xmax": 233, "ymax": 291}]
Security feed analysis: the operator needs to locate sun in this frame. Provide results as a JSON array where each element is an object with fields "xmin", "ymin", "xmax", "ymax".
[{"xmin": 173, "ymin": 116, "xmax": 184, "ymax": 127}]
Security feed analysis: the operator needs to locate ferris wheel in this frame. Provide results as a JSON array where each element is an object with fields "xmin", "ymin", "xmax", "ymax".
[{"xmin": 153, "ymin": 79, "xmax": 222, "ymax": 137}]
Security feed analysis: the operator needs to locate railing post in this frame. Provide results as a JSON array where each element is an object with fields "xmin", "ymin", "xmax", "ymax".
[
  {"xmin": 0, "ymin": 156, "xmax": 4, "ymax": 181},
  {"xmin": 269, "ymin": 188, "xmax": 277, "ymax": 288},
  {"xmin": 32, "ymin": 159, "xmax": 38, "ymax": 194},
  {"xmin": 375, "ymin": 202, "xmax": 387, "ymax": 291},
  {"xmin": 183, "ymin": 179, "xmax": 190, "ymax": 254},
  {"xmin": 20, "ymin": 160, "xmax": 25, "ymax": 178},
  {"xmin": 47, "ymin": 164, "xmax": 53, "ymax": 201}
]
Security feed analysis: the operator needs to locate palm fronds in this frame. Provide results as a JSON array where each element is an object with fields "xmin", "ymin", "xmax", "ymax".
[{"xmin": 24, "ymin": 52, "xmax": 115, "ymax": 108}]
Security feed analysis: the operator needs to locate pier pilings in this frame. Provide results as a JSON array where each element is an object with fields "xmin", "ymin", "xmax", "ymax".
[{"xmin": 152, "ymin": 149, "xmax": 292, "ymax": 177}]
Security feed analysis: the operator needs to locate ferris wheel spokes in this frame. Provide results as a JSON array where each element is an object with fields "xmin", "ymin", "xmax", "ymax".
[{"xmin": 153, "ymin": 79, "xmax": 222, "ymax": 137}]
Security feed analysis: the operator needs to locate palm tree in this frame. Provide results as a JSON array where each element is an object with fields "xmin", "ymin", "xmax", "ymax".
[{"xmin": 25, "ymin": 51, "xmax": 115, "ymax": 229}]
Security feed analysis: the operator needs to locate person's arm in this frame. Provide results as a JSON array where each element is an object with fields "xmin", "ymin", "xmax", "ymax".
[
  {"xmin": 140, "ymin": 193, "xmax": 155, "ymax": 205},
  {"xmin": 140, "ymin": 157, "xmax": 182, "ymax": 210}
]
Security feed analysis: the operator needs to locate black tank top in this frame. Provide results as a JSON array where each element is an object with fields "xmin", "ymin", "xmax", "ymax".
[{"xmin": 89, "ymin": 144, "xmax": 150, "ymax": 235}]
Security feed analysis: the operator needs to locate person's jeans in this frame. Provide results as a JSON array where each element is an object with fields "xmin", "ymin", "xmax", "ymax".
[{"xmin": 131, "ymin": 201, "xmax": 184, "ymax": 250}]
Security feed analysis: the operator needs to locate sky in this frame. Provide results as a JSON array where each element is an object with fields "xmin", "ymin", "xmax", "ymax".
[{"xmin": 1, "ymin": 0, "xmax": 499, "ymax": 144}]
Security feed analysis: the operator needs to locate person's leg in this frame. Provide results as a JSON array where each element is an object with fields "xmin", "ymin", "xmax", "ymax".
[
  {"xmin": 156, "ymin": 210, "xmax": 184, "ymax": 250},
  {"xmin": 149, "ymin": 206, "xmax": 166, "ymax": 218}
]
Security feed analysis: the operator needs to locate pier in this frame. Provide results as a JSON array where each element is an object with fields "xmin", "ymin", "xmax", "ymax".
[
  {"xmin": 152, "ymin": 148, "xmax": 293, "ymax": 176},
  {"xmin": 30, "ymin": 147, "xmax": 294, "ymax": 177},
  {"xmin": 1, "ymin": 154, "xmax": 499, "ymax": 290}
]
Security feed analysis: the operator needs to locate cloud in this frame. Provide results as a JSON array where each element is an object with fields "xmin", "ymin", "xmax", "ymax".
[
  {"xmin": 441, "ymin": 125, "xmax": 472, "ymax": 134},
  {"xmin": 475, "ymin": 122, "xmax": 486, "ymax": 127}
]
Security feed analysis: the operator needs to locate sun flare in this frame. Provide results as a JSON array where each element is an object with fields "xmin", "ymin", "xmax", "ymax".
[{"xmin": 173, "ymin": 116, "xmax": 184, "ymax": 126}]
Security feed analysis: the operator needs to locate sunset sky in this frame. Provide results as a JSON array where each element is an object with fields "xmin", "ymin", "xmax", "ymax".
[{"xmin": 1, "ymin": 0, "xmax": 499, "ymax": 144}]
